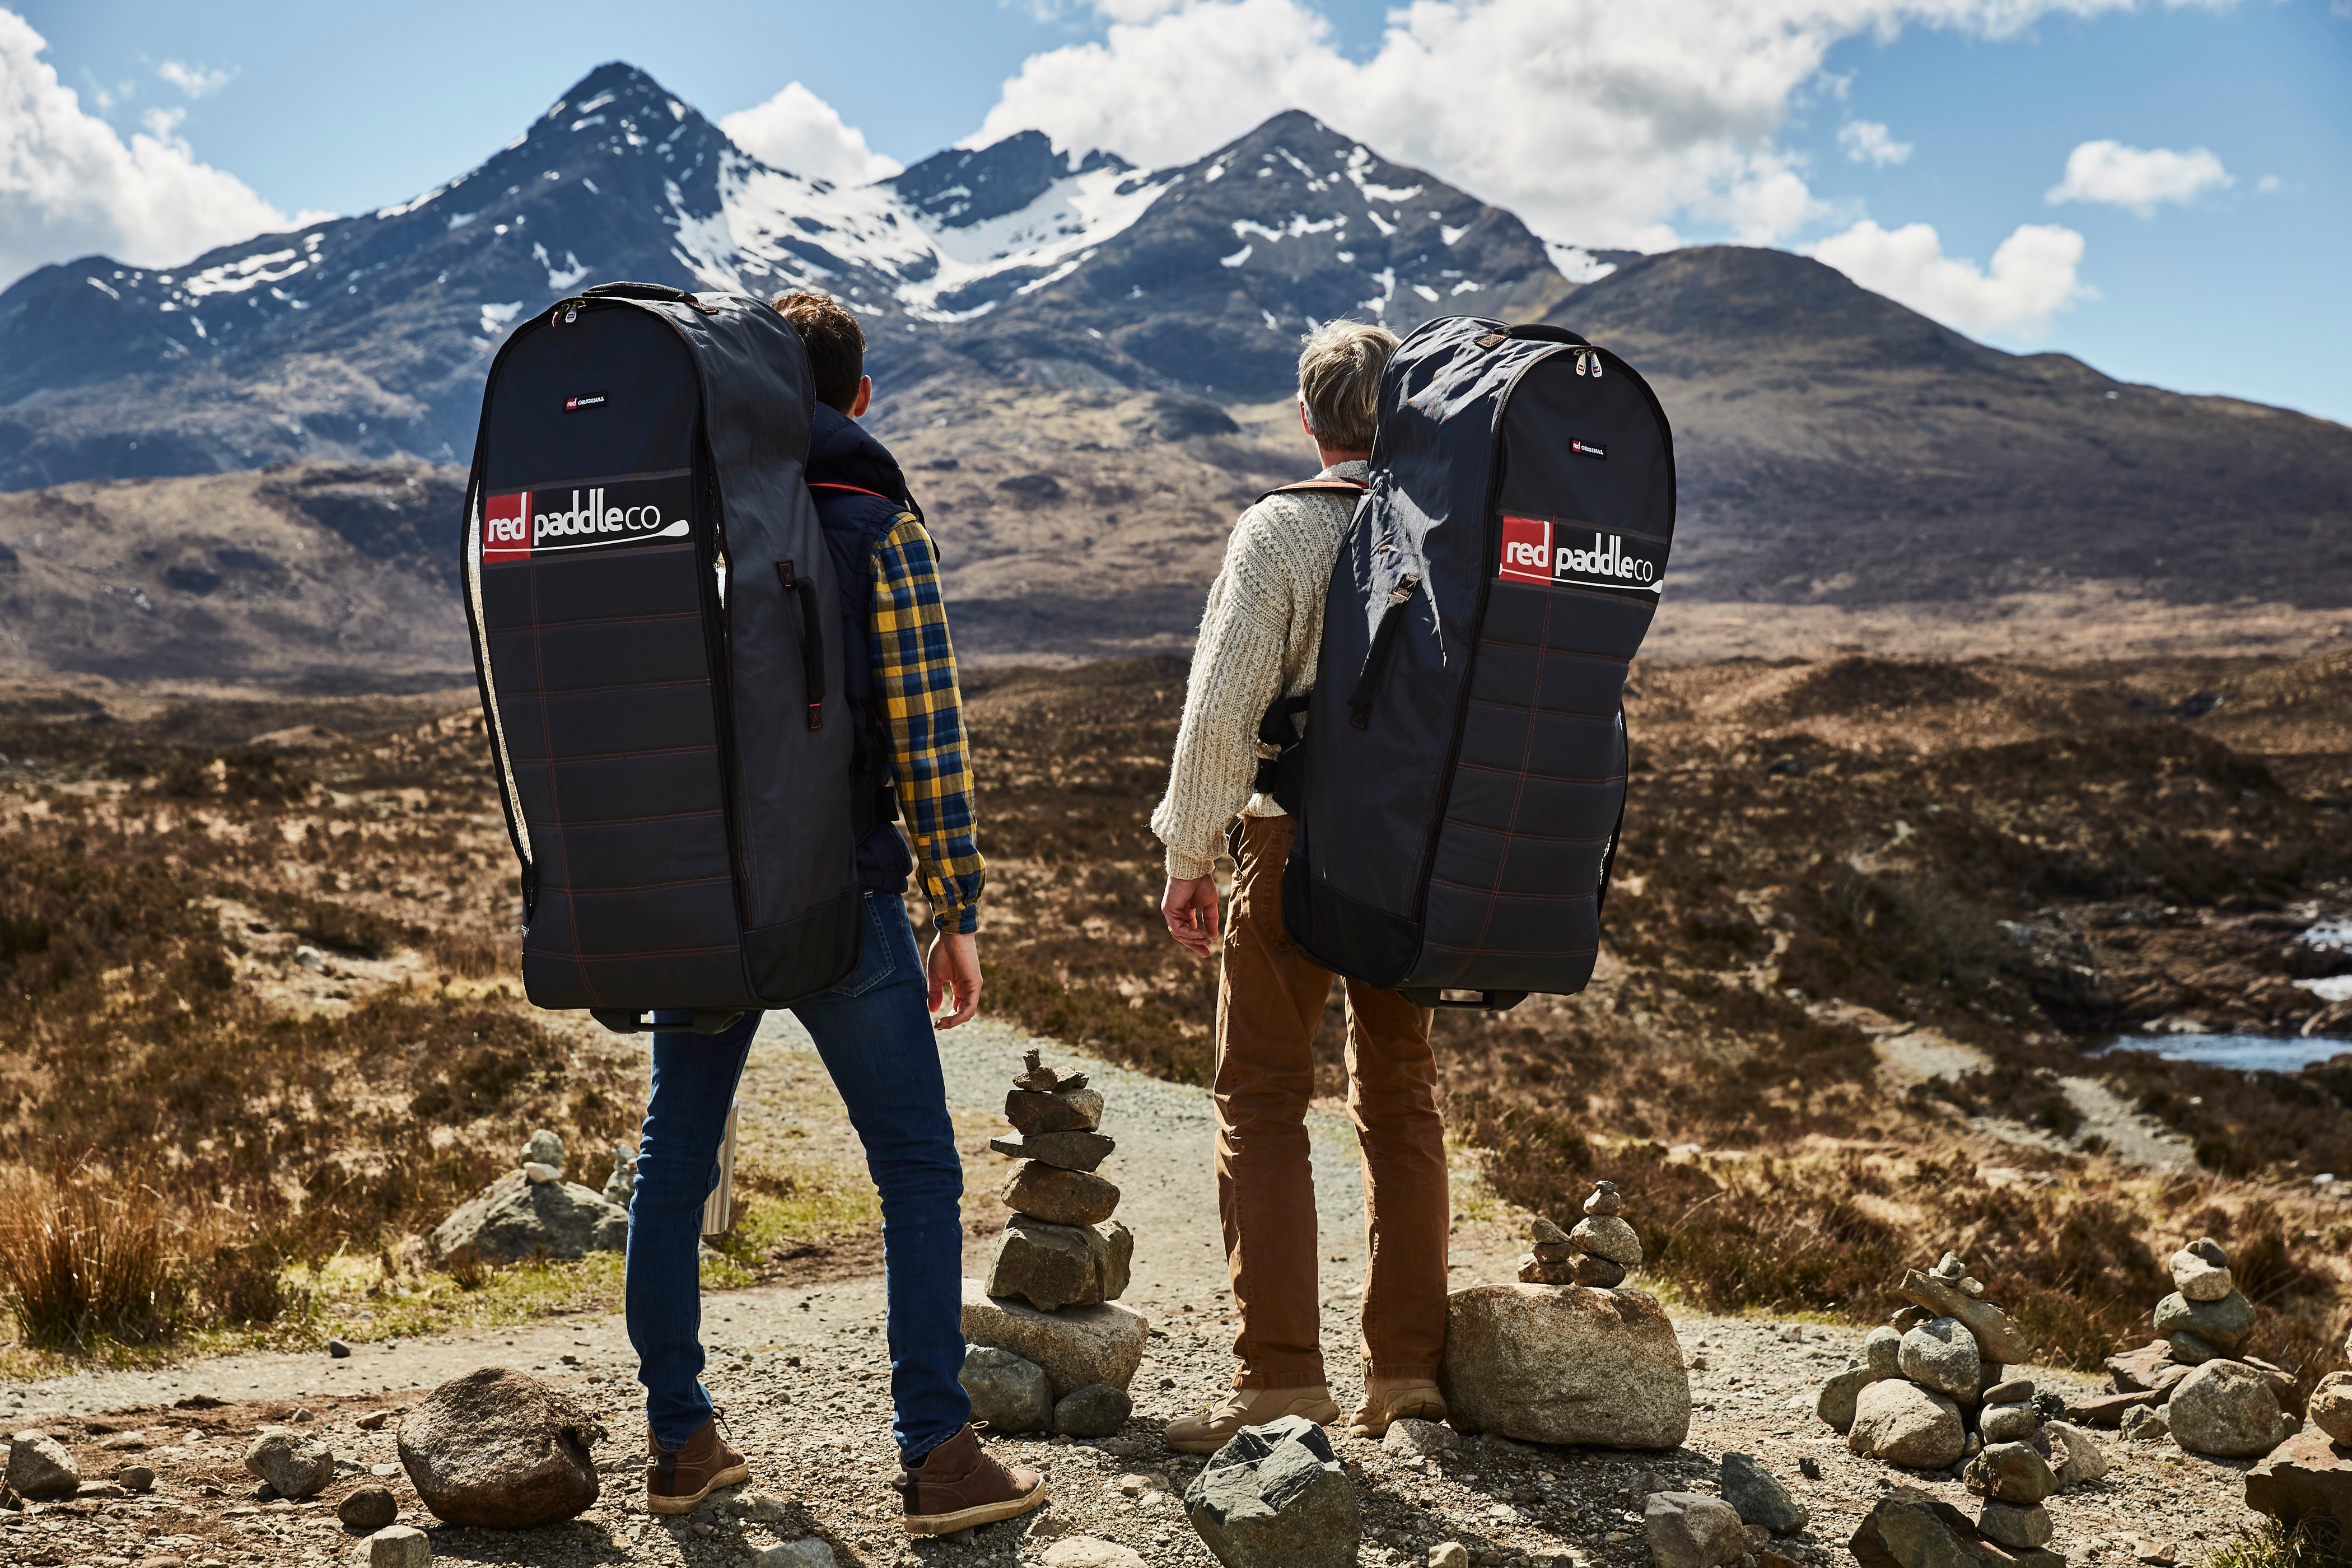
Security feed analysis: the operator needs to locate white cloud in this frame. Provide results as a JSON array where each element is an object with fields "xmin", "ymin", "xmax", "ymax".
[
  {"xmin": 2256, "ymin": 173, "xmax": 2280, "ymax": 193},
  {"xmin": 156, "ymin": 60, "xmax": 231, "ymax": 99},
  {"xmin": 1838, "ymin": 119, "xmax": 1914, "ymax": 166},
  {"xmin": 0, "ymin": 12, "xmax": 311, "ymax": 290},
  {"xmin": 973, "ymin": 0, "xmax": 2173, "ymax": 251},
  {"xmin": 719, "ymin": 81, "xmax": 901, "ymax": 184},
  {"xmin": 2045, "ymin": 138, "xmax": 2230, "ymax": 216},
  {"xmin": 1809, "ymin": 218, "xmax": 2092, "ymax": 339}
]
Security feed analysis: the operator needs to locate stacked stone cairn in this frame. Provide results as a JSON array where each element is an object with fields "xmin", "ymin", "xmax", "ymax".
[
  {"xmin": 2093, "ymin": 1236, "xmax": 2300, "ymax": 1460},
  {"xmin": 1817, "ymin": 1251, "xmax": 2108, "ymax": 1556},
  {"xmin": 958, "ymin": 1050, "xmax": 1145, "ymax": 1440},
  {"xmin": 1518, "ymin": 1179, "xmax": 1642, "ymax": 1286}
]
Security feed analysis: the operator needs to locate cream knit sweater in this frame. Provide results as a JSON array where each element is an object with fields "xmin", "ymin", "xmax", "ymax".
[{"xmin": 1151, "ymin": 460, "xmax": 1369, "ymax": 880}]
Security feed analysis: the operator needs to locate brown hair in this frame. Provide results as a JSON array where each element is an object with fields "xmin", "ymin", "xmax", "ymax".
[
  {"xmin": 1297, "ymin": 319, "xmax": 1399, "ymax": 452},
  {"xmin": 769, "ymin": 291, "xmax": 866, "ymax": 413}
]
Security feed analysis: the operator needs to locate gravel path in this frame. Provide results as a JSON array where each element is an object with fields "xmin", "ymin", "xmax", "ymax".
[{"xmin": 1, "ymin": 1016, "xmax": 2267, "ymax": 1566}]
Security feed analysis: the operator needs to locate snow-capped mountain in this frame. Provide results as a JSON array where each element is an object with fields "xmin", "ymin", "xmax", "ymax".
[{"xmin": 0, "ymin": 63, "xmax": 1611, "ymax": 488}]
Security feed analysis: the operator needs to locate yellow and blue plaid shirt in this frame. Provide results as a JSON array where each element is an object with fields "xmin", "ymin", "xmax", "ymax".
[{"xmin": 868, "ymin": 512, "xmax": 984, "ymax": 934}]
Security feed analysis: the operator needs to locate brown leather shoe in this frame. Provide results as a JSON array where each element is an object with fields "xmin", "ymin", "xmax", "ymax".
[
  {"xmin": 1346, "ymin": 1377, "xmax": 1446, "ymax": 1439},
  {"xmin": 1164, "ymin": 1384, "xmax": 1342, "ymax": 1455},
  {"xmin": 646, "ymin": 1416, "xmax": 750, "ymax": 1515},
  {"xmin": 897, "ymin": 1423, "xmax": 1048, "ymax": 1536}
]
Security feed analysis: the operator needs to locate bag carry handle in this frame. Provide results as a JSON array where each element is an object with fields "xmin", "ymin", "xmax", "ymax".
[
  {"xmin": 591, "ymin": 1008, "xmax": 745, "ymax": 1035},
  {"xmin": 1398, "ymin": 988, "xmax": 1529, "ymax": 1012},
  {"xmin": 579, "ymin": 281, "xmax": 720, "ymax": 314},
  {"xmin": 1347, "ymin": 573, "xmax": 1421, "ymax": 729},
  {"xmin": 775, "ymin": 562, "xmax": 826, "ymax": 730}
]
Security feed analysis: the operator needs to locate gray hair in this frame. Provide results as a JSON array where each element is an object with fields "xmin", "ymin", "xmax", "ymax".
[{"xmin": 1296, "ymin": 320, "xmax": 1398, "ymax": 452}]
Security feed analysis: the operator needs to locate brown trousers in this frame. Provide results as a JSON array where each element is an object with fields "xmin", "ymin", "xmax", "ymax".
[{"xmin": 1214, "ymin": 813, "xmax": 1449, "ymax": 1389}]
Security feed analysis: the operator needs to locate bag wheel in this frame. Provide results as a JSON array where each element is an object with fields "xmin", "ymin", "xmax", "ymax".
[{"xmin": 1399, "ymin": 988, "xmax": 1528, "ymax": 1012}]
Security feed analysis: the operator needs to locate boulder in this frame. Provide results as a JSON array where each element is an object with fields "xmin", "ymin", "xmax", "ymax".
[
  {"xmin": 1006, "ymin": 1086, "xmax": 1104, "ymax": 1136},
  {"xmin": 366, "ymin": 1525, "xmax": 433, "ymax": 1568},
  {"xmin": 2170, "ymin": 1248, "xmax": 2234, "ymax": 1303},
  {"xmin": 1976, "ymin": 1501, "xmax": 2054, "ymax": 1550},
  {"xmin": 1963, "ymin": 1442, "xmax": 2055, "ymax": 1505},
  {"xmin": 243, "ymin": 1429, "xmax": 335, "ymax": 1499},
  {"xmin": 339, "ymin": 1485, "xmax": 399, "ymax": 1532},
  {"xmin": 2168, "ymin": 1360, "xmax": 2285, "ymax": 1458},
  {"xmin": 2245, "ymin": 1429, "xmax": 2352, "ymax": 1530},
  {"xmin": 428, "ymin": 1170, "xmax": 628, "ymax": 1264},
  {"xmin": 1435, "ymin": 1284, "xmax": 1690, "ymax": 1450},
  {"xmin": 990, "ymin": 1131, "xmax": 1116, "ymax": 1172},
  {"xmin": 987, "ymin": 1216, "xmax": 1133, "ymax": 1311},
  {"xmin": 1382, "ymin": 1418, "xmax": 1459, "ymax": 1458},
  {"xmin": 2308, "ymin": 1371, "xmax": 2352, "ymax": 1445},
  {"xmin": 1643, "ymin": 1491, "xmax": 1747, "ymax": 1568},
  {"xmin": 1721, "ymin": 1453, "xmax": 1808, "ymax": 1533},
  {"xmin": 1849, "ymin": 1380, "xmax": 1966, "ymax": 1471},
  {"xmin": 1817, "ymin": 1364, "xmax": 1881, "ymax": 1434},
  {"xmin": 2042, "ymin": 1421, "xmax": 2110, "ymax": 1486},
  {"xmin": 959, "ymin": 1346, "xmax": 1054, "ymax": 1434},
  {"xmin": 396, "ymin": 1367, "xmax": 606, "ymax": 1527},
  {"xmin": 1002, "ymin": 1162, "xmax": 1121, "ymax": 1226},
  {"xmin": 1849, "ymin": 1489, "xmax": 2064, "ymax": 1568},
  {"xmin": 1978, "ymin": 1403, "xmax": 2038, "ymax": 1444},
  {"xmin": 1053, "ymin": 1384, "xmax": 1133, "ymax": 1439},
  {"xmin": 5, "ymin": 1431, "xmax": 80, "ymax": 1500},
  {"xmin": 2153, "ymin": 1289, "xmax": 2256, "ymax": 1356},
  {"xmin": 1183, "ymin": 1415, "xmax": 1360, "ymax": 1568},
  {"xmin": 1899, "ymin": 1318, "xmax": 1984, "ymax": 1401},
  {"xmin": 1863, "ymin": 1327, "xmax": 1905, "ymax": 1378},
  {"xmin": 1569, "ymin": 1214, "xmax": 1642, "ymax": 1267},
  {"xmin": 962, "ymin": 1279, "xmax": 1149, "ymax": 1397}
]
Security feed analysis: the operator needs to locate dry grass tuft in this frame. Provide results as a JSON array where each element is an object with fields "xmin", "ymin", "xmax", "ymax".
[{"xmin": 0, "ymin": 1172, "xmax": 189, "ymax": 1348}]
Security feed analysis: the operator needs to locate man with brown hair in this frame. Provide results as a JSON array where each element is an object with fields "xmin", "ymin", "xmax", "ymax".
[
  {"xmin": 1151, "ymin": 320, "xmax": 1451, "ymax": 1453},
  {"xmin": 624, "ymin": 290, "xmax": 1043, "ymax": 1536}
]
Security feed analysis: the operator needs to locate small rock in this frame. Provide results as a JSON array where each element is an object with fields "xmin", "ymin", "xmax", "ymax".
[
  {"xmin": 430, "ymin": 1169, "xmax": 627, "ymax": 1263},
  {"xmin": 962, "ymin": 1280, "xmax": 1148, "ymax": 1398},
  {"xmin": 1529, "ymin": 1216, "xmax": 1574, "ymax": 1250},
  {"xmin": 600, "ymin": 1142, "xmax": 638, "ymax": 1208},
  {"xmin": 520, "ymin": 1128, "xmax": 564, "ymax": 1172},
  {"xmin": 2167, "ymin": 1331, "xmax": 2225, "ymax": 1366},
  {"xmin": 2121, "ymin": 1404, "xmax": 2170, "ymax": 1442},
  {"xmin": 1976, "ymin": 1500, "xmax": 2054, "ymax": 1550},
  {"xmin": 1798, "ymin": 1456, "xmax": 1821, "ymax": 1480},
  {"xmin": 1816, "ymin": 1365, "xmax": 1880, "ymax": 1435},
  {"xmin": 749, "ymin": 1542, "xmax": 835, "ymax": 1568},
  {"xmin": 1040, "ymin": 1541, "xmax": 1147, "ymax": 1568},
  {"xmin": 2131, "ymin": 1539, "xmax": 2178, "ymax": 1566},
  {"xmin": 1006, "ymin": 1086, "xmax": 1105, "ymax": 1136},
  {"xmin": 960, "ymin": 1346, "xmax": 1054, "ymax": 1434},
  {"xmin": 1518, "ymin": 1254, "xmax": 1576, "ymax": 1285},
  {"xmin": 522, "ymin": 1161, "xmax": 559, "ymax": 1184},
  {"xmin": 76, "ymin": 1481, "xmax": 127, "ymax": 1499},
  {"xmin": 1849, "ymin": 1380, "xmax": 1965, "ymax": 1470},
  {"xmin": 1963, "ymin": 1442, "xmax": 2055, "ymax": 1505},
  {"xmin": 118, "ymin": 1465, "xmax": 155, "ymax": 1494},
  {"xmin": 988, "ymin": 1216, "xmax": 1133, "ymax": 1312},
  {"xmin": 357, "ymin": 1411, "xmax": 393, "ymax": 1431},
  {"xmin": 396, "ymin": 1366, "xmax": 605, "ymax": 1527},
  {"xmin": 4, "ymin": 1431, "xmax": 80, "ymax": 1500},
  {"xmin": 366, "ymin": 1524, "xmax": 433, "ymax": 1567},
  {"xmin": 2184, "ymin": 1236, "xmax": 2228, "ymax": 1267},
  {"xmin": 1849, "ymin": 1488, "xmax": 2062, "ymax": 1568},
  {"xmin": 1898, "ymin": 1318, "xmax": 1984, "ymax": 1400},
  {"xmin": 2152, "ymin": 1289, "xmax": 2256, "ymax": 1356},
  {"xmin": 1569, "ymin": 1214, "xmax": 1642, "ymax": 1267},
  {"xmin": 2041, "ymin": 1420, "xmax": 2108, "ymax": 1486},
  {"xmin": 990, "ymin": 1131, "xmax": 1116, "ymax": 1172},
  {"xmin": 244, "ymin": 1429, "xmax": 335, "ymax": 1500},
  {"xmin": 1583, "ymin": 1181, "xmax": 1625, "ymax": 1216},
  {"xmin": 1055, "ymin": 1384, "xmax": 1134, "ymax": 1438},
  {"xmin": 1430, "ymin": 1545, "xmax": 1472, "ymax": 1568},
  {"xmin": 1571, "ymin": 1254, "xmax": 1627, "ymax": 1289},
  {"xmin": 1861, "ymin": 1327, "xmax": 1904, "ymax": 1379},
  {"xmin": 1184, "ymin": 1414, "xmax": 1360, "ymax": 1568},
  {"xmin": 1383, "ymin": 1418, "xmax": 1460, "ymax": 1459},
  {"xmin": 329, "ymin": 1338, "xmax": 353, "ymax": 1359},
  {"xmin": 2169, "ymin": 1248, "xmax": 2233, "ymax": 1303},
  {"xmin": 1002, "ymin": 1161, "xmax": 1121, "ymax": 1227},
  {"xmin": 1644, "ymin": 1491, "xmax": 1747, "ymax": 1568},
  {"xmin": 1437, "ymin": 1282, "xmax": 1690, "ymax": 1449},
  {"xmin": 2167, "ymin": 1358, "xmax": 2285, "ymax": 1458},
  {"xmin": 1982, "ymin": 1378, "xmax": 2033, "ymax": 1406},
  {"xmin": 1720, "ymin": 1453, "xmax": 1808, "ymax": 1533},
  {"xmin": 1978, "ymin": 1403, "xmax": 2038, "ymax": 1444},
  {"xmin": 295, "ymin": 944, "xmax": 329, "ymax": 972},
  {"xmin": 339, "ymin": 1486, "xmax": 399, "ymax": 1532},
  {"xmin": 2308, "ymin": 1372, "xmax": 2352, "ymax": 1445}
]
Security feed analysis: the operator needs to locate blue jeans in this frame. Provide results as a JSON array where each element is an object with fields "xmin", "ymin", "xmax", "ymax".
[{"xmin": 626, "ymin": 892, "xmax": 972, "ymax": 1464}]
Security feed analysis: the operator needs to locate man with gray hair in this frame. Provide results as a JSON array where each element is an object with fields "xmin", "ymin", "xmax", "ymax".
[{"xmin": 1152, "ymin": 320, "xmax": 1450, "ymax": 1452}]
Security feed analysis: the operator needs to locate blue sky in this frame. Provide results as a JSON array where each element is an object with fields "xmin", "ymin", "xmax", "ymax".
[{"xmin": 7, "ymin": 0, "xmax": 2348, "ymax": 422}]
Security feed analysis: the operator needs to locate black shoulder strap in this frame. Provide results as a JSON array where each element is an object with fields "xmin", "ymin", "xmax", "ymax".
[{"xmin": 1254, "ymin": 478, "xmax": 1369, "ymax": 506}]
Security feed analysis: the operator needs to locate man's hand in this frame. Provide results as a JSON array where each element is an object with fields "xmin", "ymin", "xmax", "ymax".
[
  {"xmin": 1162, "ymin": 875, "xmax": 1221, "ymax": 959},
  {"xmin": 926, "ymin": 930, "xmax": 982, "ymax": 1029}
]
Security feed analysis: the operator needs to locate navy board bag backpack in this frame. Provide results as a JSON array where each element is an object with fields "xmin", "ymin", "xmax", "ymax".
[
  {"xmin": 1270, "ymin": 317, "xmax": 1676, "ymax": 1011},
  {"xmin": 459, "ymin": 281, "xmax": 862, "ymax": 1034}
]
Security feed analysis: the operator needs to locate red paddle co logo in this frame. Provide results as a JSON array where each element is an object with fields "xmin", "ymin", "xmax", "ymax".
[
  {"xmin": 480, "ymin": 478, "xmax": 692, "ymax": 562},
  {"xmin": 1497, "ymin": 514, "xmax": 1662, "ymax": 590}
]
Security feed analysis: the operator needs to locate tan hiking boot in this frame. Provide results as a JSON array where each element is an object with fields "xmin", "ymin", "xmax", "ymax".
[
  {"xmin": 646, "ymin": 1416, "xmax": 750, "ymax": 1515},
  {"xmin": 1347, "ymin": 1378, "xmax": 1446, "ymax": 1439},
  {"xmin": 1164, "ymin": 1384, "xmax": 1343, "ymax": 1455},
  {"xmin": 897, "ymin": 1423, "xmax": 1048, "ymax": 1536}
]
